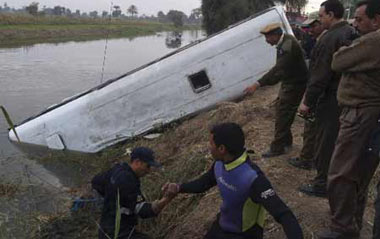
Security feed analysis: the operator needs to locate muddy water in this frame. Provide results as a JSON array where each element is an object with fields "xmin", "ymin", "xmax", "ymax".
[{"xmin": 0, "ymin": 30, "xmax": 205, "ymax": 238}]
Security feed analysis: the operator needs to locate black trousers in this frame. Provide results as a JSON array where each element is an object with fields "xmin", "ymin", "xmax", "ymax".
[
  {"xmin": 204, "ymin": 220, "xmax": 259, "ymax": 239},
  {"xmin": 99, "ymin": 229, "xmax": 151, "ymax": 239},
  {"xmin": 312, "ymin": 93, "xmax": 340, "ymax": 188}
]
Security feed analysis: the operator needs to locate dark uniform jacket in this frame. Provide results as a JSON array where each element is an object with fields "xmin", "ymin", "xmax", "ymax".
[
  {"xmin": 92, "ymin": 163, "xmax": 157, "ymax": 239},
  {"xmin": 179, "ymin": 153, "xmax": 303, "ymax": 239},
  {"xmin": 332, "ymin": 29, "xmax": 380, "ymax": 108},
  {"xmin": 304, "ymin": 21, "xmax": 356, "ymax": 107},
  {"xmin": 258, "ymin": 34, "xmax": 308, "ymax": 87}
]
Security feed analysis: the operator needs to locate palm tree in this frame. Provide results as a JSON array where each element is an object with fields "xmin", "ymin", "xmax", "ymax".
[{"xmin": 127, "ymin": 5, "xmax": 138, "ymax": 18}]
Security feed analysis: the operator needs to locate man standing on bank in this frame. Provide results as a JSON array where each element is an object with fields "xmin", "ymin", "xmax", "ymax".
[
  {"xmin": 317, "ymin": 1, "xmax": 380, "ymax": 238},
  {"xmin": 288, "ymin": 18, "xmax": 325, "ymax": 170},
  {"xmin": 163, "ymin": 123, "xmax": 303, "ymax": 239},
  {"xmin": 244, "ymin": 23, "xmax": 308, "ymax": 158},
  {"xmin": 92, "ymin": 147, "xmax": 177, "ymax": 239},
  {"xmin": 298, "ymin": 0, "xmax": 356, "ymax": 198}
]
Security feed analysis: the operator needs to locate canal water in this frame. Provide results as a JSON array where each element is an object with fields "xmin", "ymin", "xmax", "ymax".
[{"xmin": 0, "ymin": 30, "xmax": 205, "ymax": 238}]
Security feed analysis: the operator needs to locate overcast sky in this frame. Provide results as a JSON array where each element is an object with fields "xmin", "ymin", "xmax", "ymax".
[
  {"xmin": 305, "ymin": 0, "xmax": 324, "ymax": 13},
  {"xmin": 6, "ymin": 0, "xmax": 322, "ymax": 16},
  {"xmin": 5, "ymin": 0, "xmax": 202, "ymax": 16}
]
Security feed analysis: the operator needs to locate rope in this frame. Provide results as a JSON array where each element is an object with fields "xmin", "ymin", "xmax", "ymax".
[{"xmin": 100, "ymin": 2, "xmax": 114, "ymax": 84}]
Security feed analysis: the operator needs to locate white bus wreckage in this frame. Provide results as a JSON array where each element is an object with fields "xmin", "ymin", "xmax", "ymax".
[{"xmin": 8, "ymin": 7, "xmax": 293, "ymax": 153}]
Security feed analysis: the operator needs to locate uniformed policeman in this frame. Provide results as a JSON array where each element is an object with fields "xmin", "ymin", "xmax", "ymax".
[
  {"xmin": 244, "ymin": 23, "xmax": 308, "ymax": 158},
  {"xmin": 298, "ymin": 0, "xmax": 356, "ymax": 199},
  {"xmin": 317, "ymin": 1, "xmax": 380, "ymax": 238},
  {"xmin": 92, "ymin": 147, "xmax": 177, "ymax": 239},
  {"xmin": 288, "ymin": 19, "xmax": 325, "ymax": 170}
]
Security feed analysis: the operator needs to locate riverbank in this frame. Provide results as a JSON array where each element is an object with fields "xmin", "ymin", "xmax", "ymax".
[
  {"xmin": 0, "ymin": 14, "xmax": 201, "ymax": 47},
  {"xmin": 20, "ymin": 84, "xmax": 379, "ymax": 239}
]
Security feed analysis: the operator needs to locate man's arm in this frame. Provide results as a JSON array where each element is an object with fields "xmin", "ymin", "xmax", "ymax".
[
  {"xmin": 179, "ymin": 163, "xmax": 217, "ymax": 194},
  {"xmin": 250, "ymin": 175, "xmax": 303, "ymax": 239},
  {"xmin": 304, "ymin": 42, "xmax": 335, "ymax": 107},
  {"xmin": 257, "ymin": 47, "xmax": 292, "ymax": 87},
  {"xmin": 332, "ymin": 35, "xmax": 380, "ymax": 72},
  {"xmin": 117, "ymin": 179, "xmax": 172, "ymax": 219}
]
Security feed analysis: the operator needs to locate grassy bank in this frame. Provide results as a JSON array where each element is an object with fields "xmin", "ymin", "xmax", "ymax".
[
  {"xmin": 0, "ymin": 13, "xmax": 201, "ymax": 47},
  {"xmin": 23, "ymin": 84, "xmax": 379, "ymax": 239}
]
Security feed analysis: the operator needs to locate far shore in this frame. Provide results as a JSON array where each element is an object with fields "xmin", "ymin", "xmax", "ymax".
[{"xmin": 0, "ymin": 15, "xmax": 202, "ymax": 47}]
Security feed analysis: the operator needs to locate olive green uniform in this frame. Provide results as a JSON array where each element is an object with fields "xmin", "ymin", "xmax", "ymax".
[
  {"xmin": 258, "ymin": 34, "xmax": 308, "ymax": 153},
  {"xmin": 327, "ymin": 29, "xmax": 380, "ymax": 238}
]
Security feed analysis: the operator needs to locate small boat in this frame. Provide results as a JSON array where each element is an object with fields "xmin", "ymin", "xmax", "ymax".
[
  {"xmin": 8, "ymin": 6, "xmax": 293, "ymax": 153},
  {"xmin": 165, "ymin": 31, "xmax": 182, "ymax": 48}
]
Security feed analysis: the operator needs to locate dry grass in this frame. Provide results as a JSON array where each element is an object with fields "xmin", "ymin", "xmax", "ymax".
[{"xmin": 0, "ymin": 183, "xmax": 20, "ymax": 197}]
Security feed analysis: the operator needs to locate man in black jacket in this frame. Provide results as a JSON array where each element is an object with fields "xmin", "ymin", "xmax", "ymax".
[
  {"xmin": 298, "ymin": 0, "xmax": 356, "ymax": 198},
  {"xmin": 92, "ymin": 147, "xmax": 176, "ymax": 239}
]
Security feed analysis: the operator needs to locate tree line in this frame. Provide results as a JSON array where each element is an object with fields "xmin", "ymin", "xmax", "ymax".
[
  {"xmin": 0, "ymin": 2, "xmax": 202, "ymax": 26},
  {"xmin": 1, "ymin": 0, "xmax": 360, "ymax": 34},
  {"xmin": 201, "ymin": 0, "xmax": 308, "ymax": 35},
  {"xmin": 200, "ymin": 0, "xmax": 360, "ymax": 35}
]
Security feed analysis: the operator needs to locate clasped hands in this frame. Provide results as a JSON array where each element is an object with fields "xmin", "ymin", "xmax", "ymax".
[{"xmin": 161, "ymin": 182, "xmax": 180, "ymax": 199}]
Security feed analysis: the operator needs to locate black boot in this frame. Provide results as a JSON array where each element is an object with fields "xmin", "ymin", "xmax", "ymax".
[
  {"xmin": 262, "ymin": 149, "xmax": 285, "ymax": 158},
  {"xmin": 299, "ymin": 183, "xmax": 327, "ymax": 198},
  {"xmin": 288, "ymin": 157, "xmax": 314, "ymax": 170}
]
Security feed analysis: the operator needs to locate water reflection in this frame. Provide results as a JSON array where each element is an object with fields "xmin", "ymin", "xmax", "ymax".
[
  {"xmin": 0, "ymin": 30, "xmax": 205, "ymax": 216},
  {"xmin": 0, "ymin": 30, "xmax": 204, "ymax": 237}
]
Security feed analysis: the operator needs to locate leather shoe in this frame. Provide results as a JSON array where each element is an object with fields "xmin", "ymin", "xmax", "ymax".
[
  {"xmin": 262, "ymin": 149, "xmax": 285, "ymax": 158},
  {"xmin": 299, "ymin": 183, "xmax": 327, "ymax": 198},
  {"xmin": 288, "ymin": 157, "xmax": 313, "ymax": 170}
]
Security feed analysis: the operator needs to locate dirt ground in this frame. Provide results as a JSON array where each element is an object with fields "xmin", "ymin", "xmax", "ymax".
[
  {"xmin": 30, "ymin": 84, "xmax": 379, "ymax": 239},
  {"xmin": 160, "ymin": 84, "xmax": 377, "ymax": 239}
]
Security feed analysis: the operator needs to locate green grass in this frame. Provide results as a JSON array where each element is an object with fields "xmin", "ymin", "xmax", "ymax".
[{"xmin": 0, "ymin": 13, "xmax": 201, "ymax": 47}]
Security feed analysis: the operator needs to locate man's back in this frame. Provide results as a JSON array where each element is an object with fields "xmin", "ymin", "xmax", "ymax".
[{"xmin": 92, "ymin": 163, "xmax": 141, "ymax": 238}]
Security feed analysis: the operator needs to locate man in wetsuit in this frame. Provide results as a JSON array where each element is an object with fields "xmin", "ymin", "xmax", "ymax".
[{"xmin": 163, "ymin": 123, "xmax": 303, "ymax": 239}]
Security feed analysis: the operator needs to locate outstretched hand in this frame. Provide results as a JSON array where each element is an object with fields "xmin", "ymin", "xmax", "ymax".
[{"xmin": 244, "ymin": 82, "xmax": 260, "ymax": 95}]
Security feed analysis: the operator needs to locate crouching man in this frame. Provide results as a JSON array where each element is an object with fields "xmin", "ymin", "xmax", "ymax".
[
  {"xmin": 92, "ymin": 147, "xmax": 176, "ymax": 239},
  {"xmin": 163, "ymin": 123, "xmax": 303, "ymax": 239}
]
